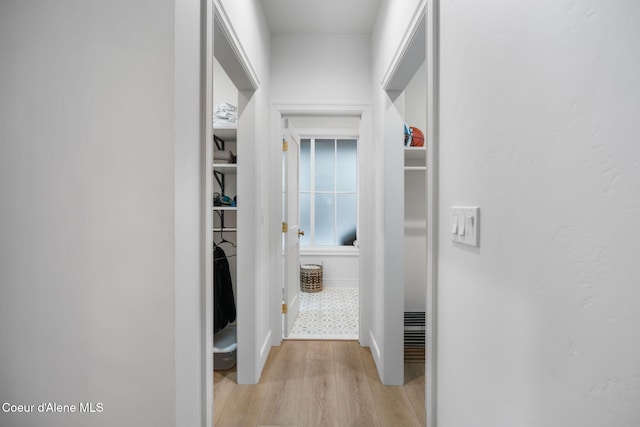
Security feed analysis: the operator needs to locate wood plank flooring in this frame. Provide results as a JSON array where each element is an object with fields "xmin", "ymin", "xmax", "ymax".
[{"xmin": 214, "ymin": 340, "xmax": 425, "ymax": 427}]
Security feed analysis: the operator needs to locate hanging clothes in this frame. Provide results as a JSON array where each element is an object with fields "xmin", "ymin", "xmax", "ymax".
[{"xmin": 214, "ymin": 246, "xmax": 236, "ymax": 333}]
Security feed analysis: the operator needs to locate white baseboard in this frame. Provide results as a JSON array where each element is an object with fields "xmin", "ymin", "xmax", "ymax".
[
  {"xmin": 370, "ymin": 330, "xmax": 381, "ymax": 361},
  {"xmin": 258, "ymin": 330, "xmax": 272, "ymax": 379},
  {"xmin": 322, "ymin": 279, "xmax": 359, "ymax": 288}
]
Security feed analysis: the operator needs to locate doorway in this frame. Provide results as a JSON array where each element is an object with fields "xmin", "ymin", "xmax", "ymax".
[
  {"xmin": 273, "ymin": 109, "xmax": 367, "ymax": 345},
  {"xmin": 379, "ymin": 4, "xmax": 438, "ymax": 425},
  {"xmin": 285, "ymin": 130, "xmax": 360, "ymax": 340},
  {"xmin": 209, "ymin": 9, "xmax": 259, "ymax": 390}
]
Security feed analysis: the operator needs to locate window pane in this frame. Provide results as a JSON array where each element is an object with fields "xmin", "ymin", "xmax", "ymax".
[
  {"xmin": 300, "ymin": 139, "xmax": 311, "ymax": 192},
  {"xmin": 315, "ymin": 139, "xmax": 335, "ymax": 192},
  {"xmin": 336, "ymin": 194, "xmax": 357, "ymax": 246},
  {"xmin": 299, "ymin": 192, "xmax": 311, "ymax": 246},
  {"xmin": 314, "ymin": 193, "xmax": 335, "ymax": 245},
  {"xmin": 336, "ymin": 139, "xmax": 357, "ymax": 192}
]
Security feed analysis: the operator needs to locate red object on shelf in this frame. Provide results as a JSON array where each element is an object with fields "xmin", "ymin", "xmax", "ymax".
[{"xmin": 410, "ymin": 127, "xmax": 424, "ymax": 147}]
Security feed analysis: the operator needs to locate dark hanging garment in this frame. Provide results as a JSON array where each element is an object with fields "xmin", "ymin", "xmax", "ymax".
[{"xmin": 214, "ymin": 246, "xmax": 236, "ymax": 333}]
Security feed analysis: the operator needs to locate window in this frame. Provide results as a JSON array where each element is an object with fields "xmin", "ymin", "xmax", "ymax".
[{"xmin": 299, "ymin": 137, "xmax": 357, "ymax": 246}]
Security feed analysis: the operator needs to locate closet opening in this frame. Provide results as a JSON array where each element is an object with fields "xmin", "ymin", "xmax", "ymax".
[
  {"xmin": 209, "ymin": 9, "xmax": 259, "ymax": 391},
  {"xmin": 212, "ymin": 55, "xmax": 239, "ymax": 383},
  {"xmin": 377, "ymin": 5, "xmax": 438, "ymax": 425},
  {"xmin": 380, "ymin": 12, "xmax": 427, "ymax": 385}
]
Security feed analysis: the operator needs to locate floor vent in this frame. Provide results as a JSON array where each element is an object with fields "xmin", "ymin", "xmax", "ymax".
[{"xmin": 404, "ymin": 311, "xmax": 425, "ymax": 362}]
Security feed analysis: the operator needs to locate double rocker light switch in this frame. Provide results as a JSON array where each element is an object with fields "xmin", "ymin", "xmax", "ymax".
[{"xmin": 451, "ymin": 207, "xmax": 479, "ymax": 247}]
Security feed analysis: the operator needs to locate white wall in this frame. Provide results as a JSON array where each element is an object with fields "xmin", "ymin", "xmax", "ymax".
[
  {"xmin": 438, "ymin": 1, "xmax": 640, "ymax": 426},
  {"xmin": 0, "ymin": 1, "xmax": 176, "ymax": 427},
  {"xmin": 300, "ymin": 253, "xmax": 359, "ymax": 288},
  {"xmin": 404, "ymin": 60, "xmax": 427, "ymax": 134},
  {"xmin": 271, "ymin": 34, "xmax": 372, "ymax": 104},
  {"xmin": 174, "ymin": 0, "xmax": 204, "ymax": 425},
  {"xmin": 213, "ymin": 58, "xmax": 238, "ymax": 107}
]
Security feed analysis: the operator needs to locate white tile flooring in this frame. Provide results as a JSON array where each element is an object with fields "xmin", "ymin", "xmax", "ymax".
[{"xmin": 288, "ymin": 287, "xmax": 359, "ymax": 340}]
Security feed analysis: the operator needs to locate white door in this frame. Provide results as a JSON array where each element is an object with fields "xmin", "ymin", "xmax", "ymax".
[{"xmin": 283, "ymin": 123, "xmax": 302, "ymax": 337}]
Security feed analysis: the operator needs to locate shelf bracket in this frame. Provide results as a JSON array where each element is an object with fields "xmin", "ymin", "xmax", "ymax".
[
  {"xmin": 213, "ymin": 170, "xmax": 225, "ymax": 194},
  {"xmin": 214, "ymin": 135, "xmax": 225, "ymax": 151}
]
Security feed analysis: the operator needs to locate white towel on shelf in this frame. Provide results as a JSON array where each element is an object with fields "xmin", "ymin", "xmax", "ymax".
[{"xmin": 213, "ymin": 102, "xmax": 237, "ymax": 127}]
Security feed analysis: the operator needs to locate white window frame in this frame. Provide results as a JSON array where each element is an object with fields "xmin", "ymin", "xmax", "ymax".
[{"xmin": 300, "ymin": 136, "xmax": 358, "ymax": 249}]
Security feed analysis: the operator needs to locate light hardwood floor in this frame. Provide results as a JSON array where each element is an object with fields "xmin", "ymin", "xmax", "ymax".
[{"xmin": 214, "ymin": 340, "xmax": 425, "ymax": 427}]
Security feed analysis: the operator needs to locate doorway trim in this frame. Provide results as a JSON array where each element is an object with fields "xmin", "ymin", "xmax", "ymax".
[
  {"xmin": 425, "ymin": 2, "xmax": 439, "ymax": 427},
  {"xmin": 200, "ymin": 0, "xmax": 261, "ymax": 423},
  {"xmin": 380, "ymin": 0, "xmax": 439, "ymax": 425},
  {"xmin": 269, "ymin": 103, "xmax": 373, "ymax": 347}
]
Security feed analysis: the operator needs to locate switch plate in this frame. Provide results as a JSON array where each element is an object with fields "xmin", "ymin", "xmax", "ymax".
[{"xmin": 451, "ymin": 207, "xmax": 479, "ymax": 247}]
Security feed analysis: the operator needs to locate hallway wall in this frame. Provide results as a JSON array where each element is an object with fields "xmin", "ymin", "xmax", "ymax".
[
  {"xmin": 0, "ymin": 1, "xmax": 177, "ymax": 426},
  {"xmin": 438, "ymin": 1, "xmax": 640, "ymax": 426},
  {"xmin": 270, "ymin": 34, "xmax": 371, "ymax": 105}
]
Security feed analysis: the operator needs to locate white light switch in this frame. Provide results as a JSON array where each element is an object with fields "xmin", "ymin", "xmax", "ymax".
[{"xmin": 451, "ymin": 207, "xmax": 480, "ymax": 247}]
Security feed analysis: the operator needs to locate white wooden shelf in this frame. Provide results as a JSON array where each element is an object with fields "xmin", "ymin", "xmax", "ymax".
[
  {"xmin": 213, "ymin": 164, "xmax": 238, "ymax": 175},
  {"xmin": 404, "ymin": 146, "xmax": 426, "ymax": 162},
  {"xmin": 213, "ymin": 126, "xmax": 237, "ymax": 141},
  {"xmin": 212, "ymin": 206, "xmax": 237, "ymax": 211},
  {"xmin": 213, "ymin": 227, "xmax": 238, "ymax": 232},
  {"xmin": 404, "ymin": 166, "xmax": 427, "ymax": 172},
  {"xmin": 405, "ymin": 220, "xmax": 427, "ymax": 231}
]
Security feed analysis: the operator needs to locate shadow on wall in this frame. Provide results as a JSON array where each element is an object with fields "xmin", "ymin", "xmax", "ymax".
[{"xmin": 341, "ymin": 229, "xmax": 357, "ymax": 246}]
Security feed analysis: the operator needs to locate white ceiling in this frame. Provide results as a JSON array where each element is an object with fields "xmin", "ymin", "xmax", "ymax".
[{"xmin": 260, "ymin": 0, "xmax": 382, "ymax": 35}]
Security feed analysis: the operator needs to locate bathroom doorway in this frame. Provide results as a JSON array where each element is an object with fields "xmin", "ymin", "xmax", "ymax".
[{"xmin": 280, "ymin": 114, "xmax": 362, "ymax": 341}]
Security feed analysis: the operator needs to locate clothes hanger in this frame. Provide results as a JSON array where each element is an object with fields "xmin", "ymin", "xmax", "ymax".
[{"xmin": 214, "ymin": 211, "xmax": 237, "ymax": 248}]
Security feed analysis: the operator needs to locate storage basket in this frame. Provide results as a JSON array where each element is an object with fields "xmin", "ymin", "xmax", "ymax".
[{"xmin": 300, "ymin": 264, "xmax": 323, "ymax": 293}]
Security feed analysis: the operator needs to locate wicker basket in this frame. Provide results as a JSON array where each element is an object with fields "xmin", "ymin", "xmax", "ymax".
[{"xmin": 300, "ymin": 264, "xmax": 323, "ymax": 293}]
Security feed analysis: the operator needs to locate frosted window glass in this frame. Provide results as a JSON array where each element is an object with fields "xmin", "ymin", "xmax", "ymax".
[
  {"xmin": 299, "ymin": 193, "xmax": 311, "ymax": 246},
  {"xmin": 315, "ymin": 139, "xmax": 335, "ymax": 192},
  {"xmin": 336, "ymin": 139, "xmax": 357, "ymax": 192},
  {"xmin": 336, "ymin": 194, "xmax": 357, "ymax": 246},
  {"xmin": 314, "ymin": 193, "xmax": 335, "ymax": 245},
  {"xmin": 300, "ymin": 139, "xmax": 311, "ymax": 192}
]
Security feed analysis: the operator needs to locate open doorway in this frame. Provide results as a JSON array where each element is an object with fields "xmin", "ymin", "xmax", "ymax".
[
  {"xmin": 209, "ymin": 9, "xmax": 259, "ymax": 391},
  {"xmin": 279, "ymin": 114, "xmax": 362, "ymax": 341},
  {"xmin": 377, "ymin": 11, "xmax": 428, "ymax": 388},
  {"xmin": 378, "ymin": 4, "xmax": 438, "ymax": 425}
]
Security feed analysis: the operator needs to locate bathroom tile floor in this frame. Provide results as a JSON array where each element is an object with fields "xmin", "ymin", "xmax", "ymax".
[{"xmin": 288, "ymin": 287, "xmax": 359, "ymax": 340}]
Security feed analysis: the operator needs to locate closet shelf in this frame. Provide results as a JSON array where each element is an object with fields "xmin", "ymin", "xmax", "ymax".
[
  {"xmin": 405, "ymin": 146, "xmax": 426, "ymax": 161},
  {"xmin": 213, "ymin": 227, "xmax": 238, "ymax": 232},
  {"xmin": 213, "ymin": 126, "xmax": 237, "ymax": 141},
  {"xmin": 405, "ymin": 220, "xmax": 427, "ymax": 231},
  {"xmin": 213, "ymin": 206, "xmax": 237, "ymax": 211},
  {"xmin": 213, "ymin": 164, "xmax": 238, "ymax": 175},
  {"xmin": 404, "ymin": 166, "xmax": 427, "ymax": 172}
]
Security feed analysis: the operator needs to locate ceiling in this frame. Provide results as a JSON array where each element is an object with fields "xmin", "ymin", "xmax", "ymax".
[{"xmin": 260, "ymin": 0, "xmax": 382, "ymax": 35}]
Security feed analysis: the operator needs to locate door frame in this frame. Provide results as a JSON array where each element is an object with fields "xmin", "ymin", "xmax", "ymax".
[
  {"xmin": 425, "ymin": 3, "xmax": 439, "ymax": 426},
  {"xmin": 200, "ymin": 0, "xmax": 261, "ymax": 422},
  {"xmin": 282, "ymin": 121, "xmax": 301, "ymax": 338},
  {"xmin": 380, "ymin": 0, "xmax": 438, "ymax": 425},
  {"xmin": 269, "ymin": 103, "xmax": 372, "ymax": 347}
]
